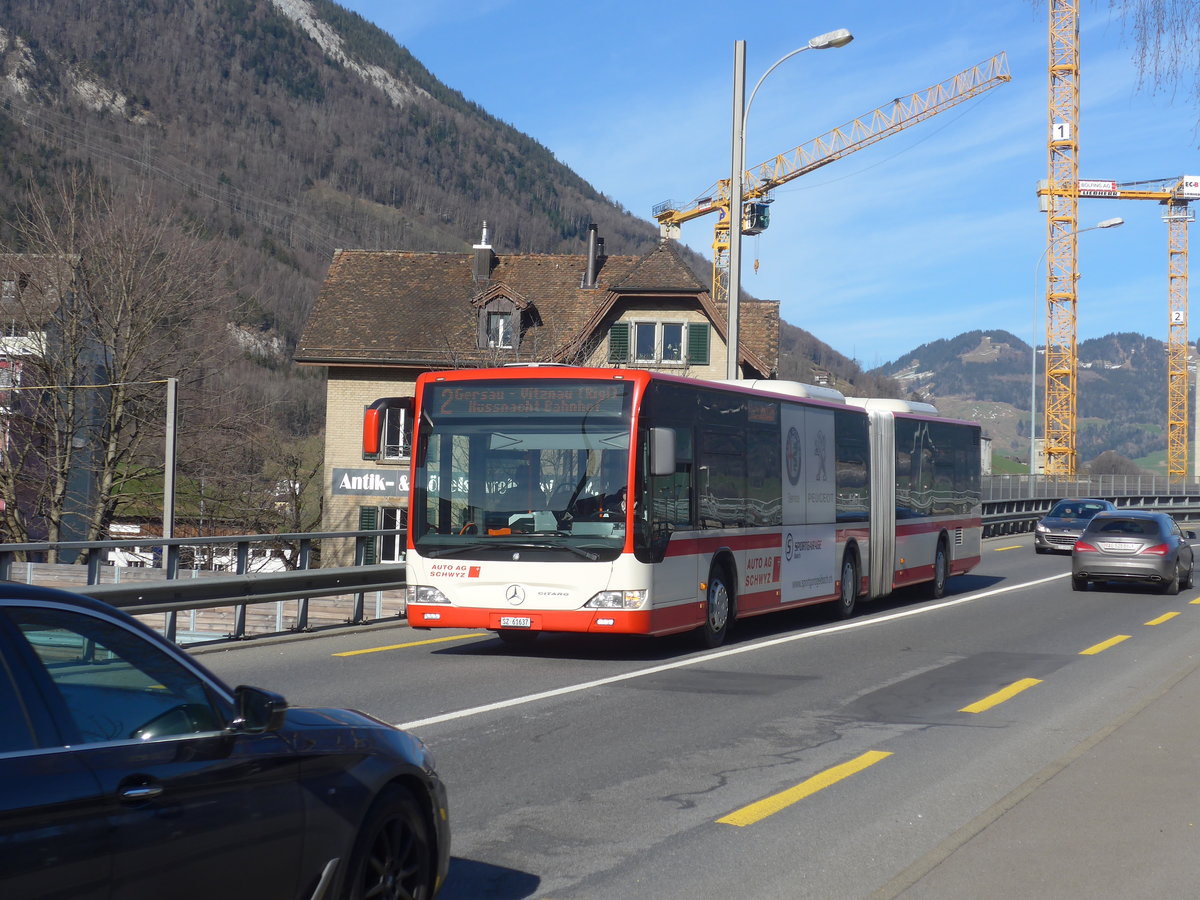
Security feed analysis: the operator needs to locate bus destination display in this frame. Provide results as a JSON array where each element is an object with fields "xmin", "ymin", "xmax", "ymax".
[{"xmin": 428, "ymin": 381, "xmax": 630, "ymax": 418}]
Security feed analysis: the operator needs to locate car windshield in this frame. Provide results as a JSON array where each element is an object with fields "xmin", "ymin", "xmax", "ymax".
[{"xmin": 1050, "ymin": 501, "xmax": 1107, "ymax": 519}]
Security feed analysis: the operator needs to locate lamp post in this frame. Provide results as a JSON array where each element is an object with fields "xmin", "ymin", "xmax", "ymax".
[
  {"xmin": 726, "ymin": 29, "xmax": 853, "ymax": 380},
  {"xmin": 1029, "ymin": 216, "xmax": 1124, "ymax": 473}
]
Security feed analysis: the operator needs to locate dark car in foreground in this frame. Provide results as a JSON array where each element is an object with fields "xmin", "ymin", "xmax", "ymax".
[
  {"xmin": 0, "ymin": 584, "xmax": 448, "ymax": 900},
  {"xmin": 1071, "ymin": 510, "xmax": 1195, "ymax": 594},
  {"xmin": 1034, "ymin": 498, "xmax": 1118, "ymax": 553}
]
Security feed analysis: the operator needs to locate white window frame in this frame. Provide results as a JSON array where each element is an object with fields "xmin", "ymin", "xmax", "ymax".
[
  {"xmin": 382, "ymin": 406, "xmax": 410, "ymax": 460},
  {"xmin": 379, "ymin": 507, "xmax": 406, "ymax": 563},
  {"xmin": 631, "ymin": 320, "xmax": 688, "ymax": 366},
  {"xmin": 487, "ymin": 310, "xmax": 514, "ymax": 349}
]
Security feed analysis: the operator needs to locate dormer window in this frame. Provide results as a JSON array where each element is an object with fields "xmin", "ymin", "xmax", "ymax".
[
  {"xmin": 487, "ymin": 310, "xmax": 513, "ymax": 348},
  {"xmin": 476, "ymin": 294, "xmax": 522, "ymax": 351}
]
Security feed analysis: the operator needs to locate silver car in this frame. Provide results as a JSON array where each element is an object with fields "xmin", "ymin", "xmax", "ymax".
[
  {"xmin": 1035, "ymin": 498, "xmax": 1117, "ymax": 553},
  {"xmin": 1071, "ymin": 510, "xmax": 1195, "ymax": 594}
]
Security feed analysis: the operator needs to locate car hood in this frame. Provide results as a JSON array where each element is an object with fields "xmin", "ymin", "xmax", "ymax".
[
  {"xmin": 277, "ymin": 706, "xmax": 433, "ymax": 766},
  {"xmin": 285, "ymin": 706, "xmax": 393, "ymax": 729},
  {"xmin": 1041, "ymin": 517, "xmax": 1089, "ymax": 529}
]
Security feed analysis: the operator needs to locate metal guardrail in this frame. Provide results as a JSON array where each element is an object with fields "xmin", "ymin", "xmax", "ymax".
[
  {"xmin": 83, "ymin": 564, "xmax": 407, "ymax": 614},
  {"xmin": 0, "ymin": 528, "xmax": 406, "ymax": 642},
  {"xmin": 8, "ymin": 488, "xmax": 1200, "ymax": 644},
  {"xmin": 979, "ymin": 477, "xmax": 1200, "ymax": 538},
  {"xmin": 983, "ymin": 474, "xmax": 1200, "ymax": 501}
]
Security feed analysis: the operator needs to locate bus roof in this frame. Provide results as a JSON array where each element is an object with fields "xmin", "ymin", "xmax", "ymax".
[{"xmin": 845, "ymin": 397, "xmax": 940, "ymax": 415}]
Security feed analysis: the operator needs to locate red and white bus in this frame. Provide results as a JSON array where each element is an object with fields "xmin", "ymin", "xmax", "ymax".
[{"xmin": 397, "ymin": 365, "xmax": 981, "ymax": 646}]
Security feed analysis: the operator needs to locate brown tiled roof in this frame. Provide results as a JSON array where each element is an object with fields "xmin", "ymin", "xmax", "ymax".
[{"xmin": 296, "ymin": 240, "xmax": 777, "ymax": 375}]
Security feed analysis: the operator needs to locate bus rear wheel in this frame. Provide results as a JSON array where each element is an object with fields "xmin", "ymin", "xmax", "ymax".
[
  {"xmin": 930, "ymin": 540, "xmax": 949, "ymax": 599},
  {"xmin": 699, "ymin": 567, "xmax": 733, "ymax": 648}
]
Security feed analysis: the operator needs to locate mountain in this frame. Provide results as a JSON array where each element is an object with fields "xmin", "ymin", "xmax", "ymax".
[
  {"xmin": 0, "ymin": 0, "xmax": 897, "ymax": 433},
  {"xmin": 873, "ymin": 329, "xmax": 1177, "ymax": 469},
  {"xmin": 778, "ymin": 321, "xmax": 906, "ymax": 398}
]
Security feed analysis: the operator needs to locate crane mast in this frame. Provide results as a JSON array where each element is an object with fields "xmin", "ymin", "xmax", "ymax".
[
  {"xmin": 652, "ymin": 53, "xmax": 1011, "ymax": 309},
  {"xmin": 1044, "ymin": 0, "xmax": 1081, "ymax": 475}
]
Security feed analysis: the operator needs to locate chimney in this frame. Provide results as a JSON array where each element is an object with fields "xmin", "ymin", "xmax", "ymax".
[
  {"xmin": 583, "ymin": 224, "xmax": 599, "ymax": 288},
  {"xmin": 472, "ymin": 221, "xmax": 495, "ymax": 282}
]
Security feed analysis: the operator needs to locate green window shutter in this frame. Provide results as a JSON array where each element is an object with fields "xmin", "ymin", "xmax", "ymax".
[
  {"xmin": 608, "ymin": 322, "xmax": 630, "ymax": 363},
  {"xmin": 359, "ymin": 506, "xmax": 378, "ymax": 565},
  {"xmin": 687, "ymin": 323, "xmax": 710, "ymax": 365}
]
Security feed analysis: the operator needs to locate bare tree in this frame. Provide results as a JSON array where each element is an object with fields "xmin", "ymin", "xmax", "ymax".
[
  {"xmin": 1108, "ymin": 0, "xmax": 1200, "ymax": 113},
  {"xmin": 0, "ymin": 173, "xmax": 233, "ymax": 553}
]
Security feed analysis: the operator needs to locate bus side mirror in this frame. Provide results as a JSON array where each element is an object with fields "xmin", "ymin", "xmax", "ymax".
[
  {"xmin": 363, "ymin": 397, "xmax": 412, "ymax": 460},
  {"xmin": 650, "ymin": 427, "xmax": 676, "ymax": 476}
]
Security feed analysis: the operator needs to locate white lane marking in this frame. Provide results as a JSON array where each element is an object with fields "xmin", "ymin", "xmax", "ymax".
[{"xmin": 397, "ymin": 573, "xmax": 1068, "ymax": 731}]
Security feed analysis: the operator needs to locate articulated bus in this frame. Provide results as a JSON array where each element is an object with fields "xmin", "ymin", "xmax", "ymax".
[{"xmin": 397, "ymin": 365, "xmax": 981, "ymax": 647}]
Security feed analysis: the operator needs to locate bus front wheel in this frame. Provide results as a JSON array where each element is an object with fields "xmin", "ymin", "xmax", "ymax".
[
  {"xmin": 836, "ymin": 552, "xmax": 859, "ymax": 619},
  {"xmin": 495, "ymin": 629, "xmax": 539, "ymax": 646},
  {"xmin": 700, "ymin": 567, "xmax": 733, "ymax": 648}
]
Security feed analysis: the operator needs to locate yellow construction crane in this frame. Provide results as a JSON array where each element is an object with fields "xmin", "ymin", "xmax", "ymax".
[
  {"xmin": 652, "ymin": 53, "xmax": 1011, "ymax": 309},
  {"xmin": 1042, "ymin": 0, "xmax": 1082, "ymax": 475},
  {"xmin": 1071, "ymin": 176, "xmax": 1198, "ymax": 478}
]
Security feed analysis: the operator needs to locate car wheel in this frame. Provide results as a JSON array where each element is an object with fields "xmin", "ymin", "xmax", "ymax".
[
  {"xmin": 1161, "ymin": 562, "xmax": 1181, "ymax": 596},
  {"xmin": 930, "ymin": 541, "xmax": 949, "ymax": 599},
  {"xmin": 1035, "ymin": 546, "xmax": 1048, "ymax": 555},
  {"xmin": 699, "ymin": 566, "xmax": 733, "ymax": 648},
  {"xmin": 1184, "ymin": 561, "xmax": 1195, "ymax": 590},
  {"xmin": 835, "ymin": 551, "xmax": 859, "ymax": 619},
  {"xmin": 346, "ymin": 784, "xmax": 436, "ymax": 900},
  {"xmin": 1072, "ymin": 576, "xmax": 1089, "ymax": 592}
]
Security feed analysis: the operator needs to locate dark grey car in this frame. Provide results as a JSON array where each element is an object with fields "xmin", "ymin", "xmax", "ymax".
[
  {"xmin": 1034, "ymin": 498, "xmax": 1117, "ymax": 553},
  {"xmin": 1071, "ymin": 510, "xmax": 1195, "ymax": 594}
]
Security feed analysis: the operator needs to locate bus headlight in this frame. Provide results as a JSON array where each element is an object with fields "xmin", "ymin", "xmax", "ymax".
[
  {"xmin": 406, "ymin": 585, "xmax": 451, "ymax": 605},
  {"xmin": 585, "ymin": 590, "xmax": 647, "ymax": 610}
]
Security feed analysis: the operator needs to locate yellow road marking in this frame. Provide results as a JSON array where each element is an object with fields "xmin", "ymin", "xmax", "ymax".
[
  {"xmin": 717, "ymin": 750, "xmax": 892, "ymax": 827},
  {"xmin": 334, "ymin": 632, "xmax": 487, "ymax": 656},
  {"xmin": 994, "ymin": 545, "xmax": 1023, "ymax": 552},
  {"xmin": 1145, "ymin": 612, "xmax": 1180, "ymax": 626},
  {"xmin": 1190, "ymin": 597, "xmax": 1200, "ymax": 606},
  {"xmin": 960, "ymin": 678, "xmax": 1042, "ymax": 714},
  {"xmin": 1080, "ymin": 635, "xmax": 1131, "ymax": 655}
]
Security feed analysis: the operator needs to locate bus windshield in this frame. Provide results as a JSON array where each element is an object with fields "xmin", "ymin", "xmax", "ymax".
[{"xmin": 411, "ymin": 378, "xmax": 636, "ymax": 558}]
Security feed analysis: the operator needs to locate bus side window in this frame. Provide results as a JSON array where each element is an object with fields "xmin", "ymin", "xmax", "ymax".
[{"xmin": 646, "ymin": 428, "xmax": 693, "ymax": 531}]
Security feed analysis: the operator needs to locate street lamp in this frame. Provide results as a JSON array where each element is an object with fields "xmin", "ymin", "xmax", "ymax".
[
  {"xmin": 726, "ymin": 29, "xmax": 854, "ymax": 380},
  {"xmin": 1029, "ymin": 216, "xmax": 1124, "ymax": 472}
]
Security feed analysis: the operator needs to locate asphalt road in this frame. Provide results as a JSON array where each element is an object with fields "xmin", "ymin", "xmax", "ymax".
[{"xmin": 197, "ymin": 537, "xmax": 1200, "ymax": 899}]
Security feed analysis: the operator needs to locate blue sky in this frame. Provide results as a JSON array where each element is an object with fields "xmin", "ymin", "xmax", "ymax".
[{"xmin": 338, "ymin": 0, "xmax": 1198, "ymax": 368}]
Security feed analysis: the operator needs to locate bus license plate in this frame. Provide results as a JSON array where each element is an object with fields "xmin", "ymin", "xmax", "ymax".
[{"xmin": 500, "ymin": 616, "xmax": 532, "ymax": 628}]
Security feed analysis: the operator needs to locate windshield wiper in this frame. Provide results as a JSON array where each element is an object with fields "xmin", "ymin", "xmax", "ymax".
[
  {"xmin": 427, "ymin": 541, "xmax": 510, "ymax": 558},
  {"xmin": 426, "ymin": 539, "xmax": 598, "ymax": 561}
]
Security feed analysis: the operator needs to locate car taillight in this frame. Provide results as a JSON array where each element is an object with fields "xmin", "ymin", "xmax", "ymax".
[
  {"xmin": 1139, "ymin": 543, "xmax": 1171, "ymax": 556},
  {"xmin": 1074, "ymin": 540, "xmax": 1098, "ymax": 553}
]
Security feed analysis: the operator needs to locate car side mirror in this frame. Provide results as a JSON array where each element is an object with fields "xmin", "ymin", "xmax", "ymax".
[{"xmin": 231, "ymin": 685, "xmax": 288, "ymax": 733}]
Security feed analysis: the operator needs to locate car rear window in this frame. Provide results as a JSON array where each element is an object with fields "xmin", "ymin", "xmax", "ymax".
[{"xmin": 1092, "ymin": 519, "xmax": 1157, "ymax": 536}]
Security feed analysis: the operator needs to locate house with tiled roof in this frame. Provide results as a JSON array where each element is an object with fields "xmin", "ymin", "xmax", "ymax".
[{"xmin": 296, "ymin": 225, "xmax": 779, "ymax": 551}]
